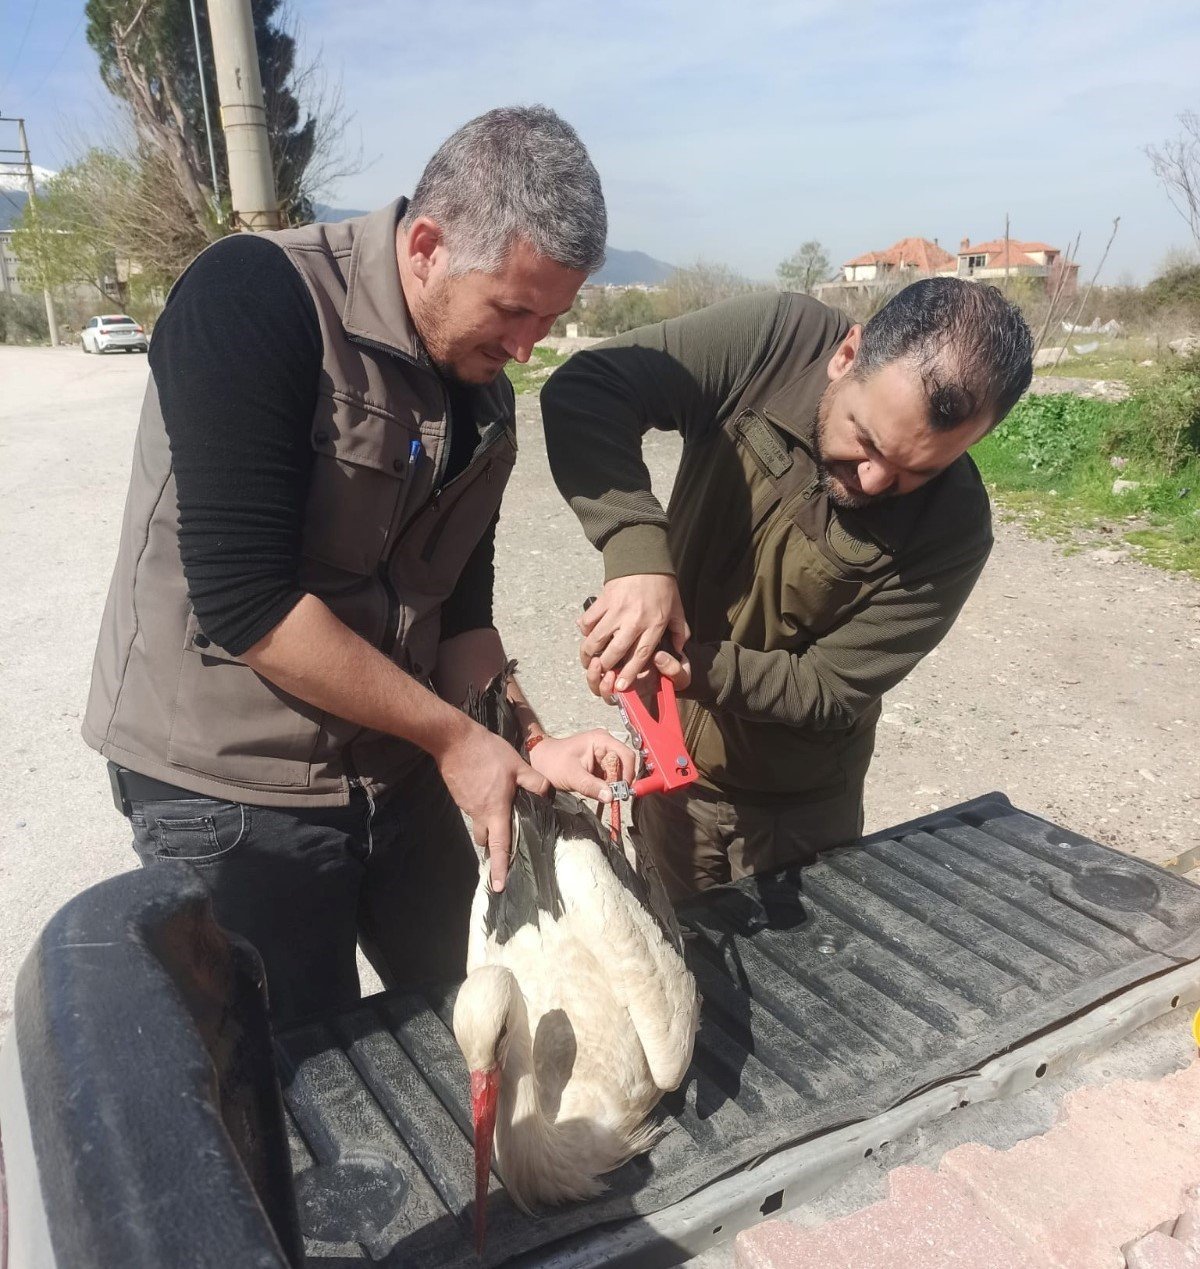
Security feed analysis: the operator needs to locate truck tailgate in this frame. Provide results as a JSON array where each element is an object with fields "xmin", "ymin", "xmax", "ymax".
[{"xmin": 276, "ymin": 792, "xmax": 1200, "ymax": 1267}]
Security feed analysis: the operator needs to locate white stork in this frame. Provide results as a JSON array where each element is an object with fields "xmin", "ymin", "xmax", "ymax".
[{"xmin": 453, "ymin": 666, "xmax": 699, "ymax": 1253}]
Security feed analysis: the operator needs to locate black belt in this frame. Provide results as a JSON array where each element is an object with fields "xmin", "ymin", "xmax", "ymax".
[{"xmin": 107, "ymin": 762, "xmax": 203, "ymax": 814}]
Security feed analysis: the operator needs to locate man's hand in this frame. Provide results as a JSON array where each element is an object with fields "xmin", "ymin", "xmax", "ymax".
[
  {"xmin": 585, "ymin": 646, "xmax": 694, "ymax": 698},
  {"xmin": 579, "ymin": 575, "xmax": 690, "ymax": 696},
  {"xmin": 432, "ymin": 717, "xmax": 551, "ymax": 893},
  {"xmin": 528, "ymin": 730, "xmax": 637, "ymax": 802},
  {"xmin": 650, "ymin": 647, "xmax": 692, "ymax": 692}
]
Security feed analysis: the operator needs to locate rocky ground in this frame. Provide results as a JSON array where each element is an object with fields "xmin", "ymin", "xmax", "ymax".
[{"xmin": 2, "ymin": 345, "xmax": 1198, "ymax": 1023}]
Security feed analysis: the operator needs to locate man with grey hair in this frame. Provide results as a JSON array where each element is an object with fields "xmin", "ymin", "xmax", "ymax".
[{"xmin": 84, "ymin": 105, "xmax": 630, "ymax": 1024}]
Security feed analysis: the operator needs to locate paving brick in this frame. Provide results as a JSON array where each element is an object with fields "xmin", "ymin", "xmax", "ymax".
[
  {"xmin": 942, "ymin": 1059, "xmax": 1200, "ymax": 1269},
  {"xmin": 1123, "ymin": 1231, "xmax": 1200, "ymax": 1269},
  {"xmin": 1173, "ymin": 1185, "xmax": 1200, "ymax": 1250},
  {"xmin": 733, "ymin": 1166, "xmax": 1040, "ymax": 1269}
]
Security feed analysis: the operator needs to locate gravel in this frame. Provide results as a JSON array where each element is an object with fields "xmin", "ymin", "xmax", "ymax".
[{"xmin": 3, "ymin": 345, "xmax": 1198, "ymax": 1027}]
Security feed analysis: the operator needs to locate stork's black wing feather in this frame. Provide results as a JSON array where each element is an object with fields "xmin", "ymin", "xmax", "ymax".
[
  {"xmin": 467, "ymin": 664, "xmax": 685, "ymax": 955},
  {"xmin": 464, "ymin": 659, "xmax": 525, "ymax": 751},
  {"xmin": 484, "ymin": 789, "xmax": 564, "ymax": 944}
]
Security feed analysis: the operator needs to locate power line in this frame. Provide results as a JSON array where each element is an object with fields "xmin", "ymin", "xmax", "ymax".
[
  {"xmin": 26, "ymin": 7, "xmax": 85, "ymax": 102},
  {"xmin": 0, "ymin": 0, "xmax": 42, "ymax": 101},
  {"xmin": 0, "ymin": 114, "xmax": 60, "ymax": 343}
]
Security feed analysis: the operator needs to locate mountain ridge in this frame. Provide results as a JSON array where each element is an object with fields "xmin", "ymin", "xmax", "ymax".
[
  {"xmin": 0, "ymin": 192, "xmax": 676, "ymax": 290},
  {"xmin": 314, "ymin": 203, "xmax": 674, "ymax": 286}
]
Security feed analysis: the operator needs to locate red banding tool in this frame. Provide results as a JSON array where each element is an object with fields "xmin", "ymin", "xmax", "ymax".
[
  {"xmin": 611, "ymin": 672, "xmax": 698, "ymax": 800},
  {"xmin": 582, "ymin": 597, "xmax": 699, "ymax": 834}
]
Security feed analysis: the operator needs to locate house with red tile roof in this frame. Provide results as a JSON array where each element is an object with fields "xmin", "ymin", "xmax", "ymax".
[
  {"xmin": 955, "ymin": 236, "xmax": 1078, "ymax": 296},
  {"xmin": 817, "ymin": 233, "xmax": 1079, "ymax": 304},
  {"xmin": 815, "ymin": 236, "xmax": 957, "ymax": 303},
  {"xmin": 839, "ymin": 237, "xmax": 956, "ymax": 284}
]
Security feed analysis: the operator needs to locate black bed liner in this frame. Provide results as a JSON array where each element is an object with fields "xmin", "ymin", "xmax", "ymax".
[{"xmin": 277, "ymin": 792, "xmax": 1200, "ymax": 1267}]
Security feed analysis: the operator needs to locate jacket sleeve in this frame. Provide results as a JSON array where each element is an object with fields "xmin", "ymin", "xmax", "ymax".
[
  {"xmin": 541, "ymin": 292, "xmax": 786, "ymax": 580},
  {"xmin": 150, "ymin": 235, "xmax": 323, "ymax": 657},
  {"xmin": 685, "ymin": 537, "xmax": 992, "ymax": 729}
]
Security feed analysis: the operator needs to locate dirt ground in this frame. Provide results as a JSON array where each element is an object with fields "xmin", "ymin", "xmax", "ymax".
[{"xmin": 2, "ymin": 344, "xmax": 1198, "ymax": 1024}]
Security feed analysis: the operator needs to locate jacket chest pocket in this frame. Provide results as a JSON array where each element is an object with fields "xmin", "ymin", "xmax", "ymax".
[
  {"xmin": 734, "ymin": 513, "xmax": 872, "ymax": 648},
  {"xmin": 302, "ymin": 395, "xmax": 431, "ymax": 576}
]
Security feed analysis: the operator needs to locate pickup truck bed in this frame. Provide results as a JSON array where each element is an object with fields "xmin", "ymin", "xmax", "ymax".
[{"xmin": 5, "ymin": 793, "xmax": 1200, "ymax": 1269}]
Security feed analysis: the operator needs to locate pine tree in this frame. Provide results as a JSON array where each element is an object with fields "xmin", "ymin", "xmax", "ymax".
[{"xmin": 84, "ymin": 0, "xmax": 317, "ymax": 229}]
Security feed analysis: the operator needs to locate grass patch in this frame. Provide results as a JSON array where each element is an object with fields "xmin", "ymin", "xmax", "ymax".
[
  {"xmin": 974, "ymin": 378, "xmax": 1200, "ymax": 579},
  {"xmin": 505, "ymin": 344, "xmax": 568, "ymax": 395},
  {"xmin": 1033, "ymin": 335, "xmax": 1166, "ymax": 384}
]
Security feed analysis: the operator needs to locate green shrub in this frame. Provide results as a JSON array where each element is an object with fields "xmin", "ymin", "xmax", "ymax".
[
  {"xmin": 0, "ymin": 292, "xmax": 50, "ymax": 343},
  {"xmin": 974, "ymin": 384, "xmax": 1200, "ymax": 579},
  {"xmin": 1108, "ymin": 355, "xmax": 1200, "ymax": 472},
  {"xmin": 985, "ymin": 393, "xmax": 1115, "ymax": 477},
  {"xmin": 1143, "ymin": 265, "xmax": 1200, "ymax": 315}
]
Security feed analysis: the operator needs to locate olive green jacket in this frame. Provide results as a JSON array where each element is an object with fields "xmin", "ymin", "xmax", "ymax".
[{"xmin": 542, "ymin": 292, "xmax": 992, "ymax": 800}]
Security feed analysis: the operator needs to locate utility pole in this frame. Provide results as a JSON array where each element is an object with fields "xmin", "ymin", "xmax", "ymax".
[
  {"xmin": 0, "ymin": 115, "xmax": 60, "ymax": 346},
  {"xmin": 994, "ymin": 215, "xmax": 1004, "ymax": 302},
  {"xmin": 206, "ymin": 0, "xmax": 284, "ymax": 231}
]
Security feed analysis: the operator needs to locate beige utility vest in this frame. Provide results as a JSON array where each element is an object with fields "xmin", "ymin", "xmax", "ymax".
[{"xmin": 83, "ymin": 200, "xmax": 517, "ymax": 806}]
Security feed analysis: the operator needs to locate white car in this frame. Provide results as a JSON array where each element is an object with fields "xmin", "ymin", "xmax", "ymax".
[{"xmin": 81, "ymin": 314, "xmax": 149, "ymax": 354}]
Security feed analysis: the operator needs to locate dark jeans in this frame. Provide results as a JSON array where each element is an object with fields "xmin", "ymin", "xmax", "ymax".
[{"xmin": 125, "ymin": 760, "xmax": 478, "ymax": 1026}]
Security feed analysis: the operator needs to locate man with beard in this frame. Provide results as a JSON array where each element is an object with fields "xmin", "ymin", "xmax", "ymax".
[
  {"xmin": 541, "ymin": 278, "xmax": 1033, "ymax": 901},
  {"xmin": 84, "ymin": 106, "xmax": 634, "ymax": 1024}
]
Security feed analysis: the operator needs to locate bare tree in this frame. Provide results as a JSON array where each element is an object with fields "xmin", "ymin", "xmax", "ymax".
[
  {"xmin": 267, "ymin": 22, "xmax": 364, "ymax": 222},
  {"xmin": 87, "ymin": 0, "xmax": 220, "ymax": 234},
  {"xmin": 1146, "ymin": 111, "xmax": 1200, "ymax": 253},
  {"xmin": 661, "ymin": 261, "xmax": 762, "ymax": 318},
  {"xmin": 12, "ymin": 147, "xmax": 212, "ymax": 306}
]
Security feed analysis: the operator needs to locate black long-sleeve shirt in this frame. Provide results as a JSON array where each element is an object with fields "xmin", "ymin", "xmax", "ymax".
[{"xmin": 149, "ymin": 234, "xmax": 496, "ymax": 657}]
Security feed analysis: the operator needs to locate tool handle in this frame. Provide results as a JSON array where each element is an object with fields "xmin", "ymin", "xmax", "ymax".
[
  {"xmin": 583, "ymin": 597, "xmax": 697, "ymax": 800},
  {"xmin": 616, "ymin": 674, "xmax": 697, "ymax": 798}
]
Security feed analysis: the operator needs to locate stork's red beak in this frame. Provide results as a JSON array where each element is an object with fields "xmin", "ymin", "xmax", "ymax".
[{"xmin": 470, "ymin": 1066, "xmax": 501, "ymax": 1256}]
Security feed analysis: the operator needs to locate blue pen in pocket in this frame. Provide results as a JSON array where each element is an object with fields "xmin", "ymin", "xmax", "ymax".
[{"xmin": 408, "ymin": 438, "xmax": 422, "ymax": 471}]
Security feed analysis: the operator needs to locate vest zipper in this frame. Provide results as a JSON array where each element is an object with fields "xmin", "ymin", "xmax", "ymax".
[
  {"xmin": 377, "ymin": 562, "xmax": 402, "ymax": 656},
  {"xmin": 374, "ymin": 381, "xmax": 455, "ymax": 657},
  {"xmin": 420, "ymin": 459, "xmax": 495, "ymax": 564}
]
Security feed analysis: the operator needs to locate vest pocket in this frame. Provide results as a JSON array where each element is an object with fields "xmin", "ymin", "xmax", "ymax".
[
  {"xmin": 167, "ymin": 613, "xmax": 323, "ymax": 788},
  {"xmin": 302, "ymin": 397, "xmax": 416, "ymax": 576}
]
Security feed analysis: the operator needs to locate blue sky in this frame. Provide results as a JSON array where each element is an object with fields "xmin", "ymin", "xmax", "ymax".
[{"xmin": 2, "ymin": 0, "xmax": 1197, "ymax": 283}]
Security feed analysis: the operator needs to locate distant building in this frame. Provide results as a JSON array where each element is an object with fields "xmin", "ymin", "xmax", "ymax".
[
  {"xmin": 0, "ymin": 226, "xmax": 130, "ymax": 312},
  {"xmin": 577, "ymin": 282, "xmax": 662, "ymax": 303},
  {"xmin": 816, "ymin": 236, "xmax": 955, "ymax": 303},
  {"xmin": 840, "ymin": 237, "xmax": 956, "ymax": 284},
  {"xmin": 954, "ymin": 237, "xmax": 1078, "ymax": 297},
  {"xmin": 817, "ymin": 232, "xmax": 1079, "ymax": 305},
  {"xmin": 0, "ymin": 230, "xmax": 23, "ymax": 295}
]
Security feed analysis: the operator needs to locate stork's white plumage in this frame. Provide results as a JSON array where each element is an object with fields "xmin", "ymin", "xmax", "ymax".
[{"xmin": 453, "ymin": 668, "xmax": 699, "ymax": 1252}]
